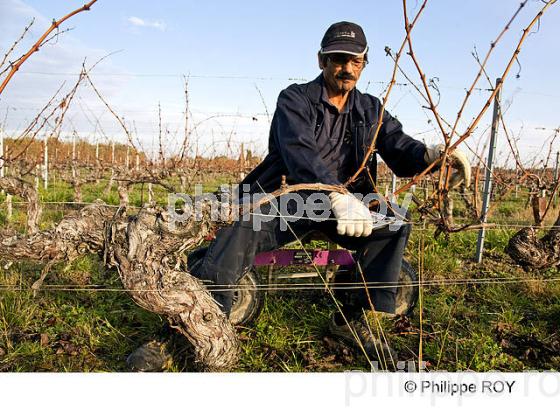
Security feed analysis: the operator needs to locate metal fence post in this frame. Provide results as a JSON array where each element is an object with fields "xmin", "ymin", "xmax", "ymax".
[
  {"xmin": 0, "ymin": 126, "xmax": 4, "ymax": 179},
  {"xmin": 43, "ymin": 136, "xmax": 48, "ymax": 189},
  {"xmin": 391, "ymin": 172, "xmax": 397, "ymax": 202},
  {"xmin": 554, "ymin": 151, "xmax": 559, "ymax": 208},
  {"xmin": 476, "ymin": 78, "xmax": 502, "ymax": 263}
]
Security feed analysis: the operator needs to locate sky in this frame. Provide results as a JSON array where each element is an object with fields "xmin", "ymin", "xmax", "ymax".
[{"xmin": 0, "ymin": 0, "xmax": 559, "ymax": 164}]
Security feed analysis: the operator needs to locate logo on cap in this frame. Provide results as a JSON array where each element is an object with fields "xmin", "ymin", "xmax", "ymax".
[{"xmin": 335, "ymin": 30, "xmax": 356, "ymax": 39}]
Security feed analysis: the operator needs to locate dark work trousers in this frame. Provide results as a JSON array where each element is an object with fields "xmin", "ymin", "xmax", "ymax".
[{"xmin": 192, "ymin": 195, "xmax": 412, "ymax": 318}]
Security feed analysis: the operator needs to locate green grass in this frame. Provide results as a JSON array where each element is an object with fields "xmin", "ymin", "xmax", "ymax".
[{"xmin": 0, "ymin": 255, "xmax": 166, "ymax": 372}]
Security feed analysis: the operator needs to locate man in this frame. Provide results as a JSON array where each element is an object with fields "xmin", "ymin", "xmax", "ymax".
[{"xmin": 190, "ymin": 21, "xmax": 470, "ymax": 359}]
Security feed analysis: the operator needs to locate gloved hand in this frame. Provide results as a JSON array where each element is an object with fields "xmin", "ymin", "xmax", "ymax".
[
  {"xmin": 424, "ymin": 144, "xmax": 471, "ymax": 189},
  {"xmin": 329, "ymin": 192, "xmax": 374, "ymax": 237}
]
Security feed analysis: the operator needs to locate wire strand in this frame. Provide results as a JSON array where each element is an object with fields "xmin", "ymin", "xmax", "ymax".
[{"xmin": 2, "ymin": 276, "xmax": 558, "ymax": 293}]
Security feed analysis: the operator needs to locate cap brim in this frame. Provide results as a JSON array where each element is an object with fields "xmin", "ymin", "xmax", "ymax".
[{"xmin": 320, "ymin": 44, "xmax": 368, "ymax": 56}]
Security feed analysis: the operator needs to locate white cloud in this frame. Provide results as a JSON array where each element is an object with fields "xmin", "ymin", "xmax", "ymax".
[{"xmin": 127, "ymin": 16, "xmax": 167, "ymax": 32}]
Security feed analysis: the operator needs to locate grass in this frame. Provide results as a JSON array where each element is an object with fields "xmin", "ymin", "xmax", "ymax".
[
  {"xmin": 1, "ymin": 175, "xmax": 559, "ymax": 371},
  {"xmin": 0, "ymin": 255, "xmax": 166, "ymax": 371}
]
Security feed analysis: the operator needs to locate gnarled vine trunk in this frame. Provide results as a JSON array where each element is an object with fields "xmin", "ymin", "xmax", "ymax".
[
  {"xmin": 506, "ymin": 211, "xmax": 560, "ymax": 270},
  {"xmin": 0, "ymin": 176, "xmax": 42, "ymax": 234},
  {"xmin": 0, "ymin": 198, "xmax": 239, "ymax": 371},
  {"xmin": 104, "ymin": 205, "xmax": 238, "ymax": 370}
]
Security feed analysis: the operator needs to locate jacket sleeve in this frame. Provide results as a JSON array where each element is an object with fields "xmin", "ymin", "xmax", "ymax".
[
  {"xmin": 271, "ymin": 86, "xmax": 341, "ymax": 185},
  {"xmin": 375, "ymin": 108, "xmax": 429, "ymax": 178}
]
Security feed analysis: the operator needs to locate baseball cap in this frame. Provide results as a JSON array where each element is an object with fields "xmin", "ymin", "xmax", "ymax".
[{"xmin": 320, "ymin": 21, "xmax": 368, "ymax": 56}]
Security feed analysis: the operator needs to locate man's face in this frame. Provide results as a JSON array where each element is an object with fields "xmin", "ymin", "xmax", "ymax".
[{"xmin": 320, "ymin": 53, "xmax": 366, "ymax": 95}]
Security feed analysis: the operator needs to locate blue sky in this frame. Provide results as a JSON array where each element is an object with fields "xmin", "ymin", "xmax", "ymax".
[{"xmin": 0, "ymin": 0, "xmax": 559, "ymax": 163}]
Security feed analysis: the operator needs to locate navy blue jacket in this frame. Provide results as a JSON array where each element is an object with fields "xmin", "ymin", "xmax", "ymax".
[{"xmin": 240, "ymin": 74, "xmax": 428, "ymax": 196}]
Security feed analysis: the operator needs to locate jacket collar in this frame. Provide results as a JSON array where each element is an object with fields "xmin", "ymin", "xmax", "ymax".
[{"xmin": 307, "ymin": 74, "xmax": 324, "ymax": 105}]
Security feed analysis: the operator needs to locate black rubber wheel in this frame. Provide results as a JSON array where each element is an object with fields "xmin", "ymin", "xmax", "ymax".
[
  {"xmin": 229, "ymin": 268, "xmax": 264, "ymax": 326},
  {"xmin": 394, "ymin": 259, "xmax": 419, "ymax": 317},
  {"xmin": 188, "ymin": 246, "xmax": 263, "ymax": 326}
]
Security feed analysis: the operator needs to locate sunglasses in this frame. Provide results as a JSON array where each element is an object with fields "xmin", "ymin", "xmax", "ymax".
[{"xmin": 327, "ymin": 53, "xmax": 367, "ymax": 68}]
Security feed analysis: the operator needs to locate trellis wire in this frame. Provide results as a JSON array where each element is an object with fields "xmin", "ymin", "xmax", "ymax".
[
  {"xmin": 1, "ymin": 200, "xmax": 557, "ymax": 229},
  {"xmin": 1, "ymin": 277, "xmax": 559, "ymax": 293}
]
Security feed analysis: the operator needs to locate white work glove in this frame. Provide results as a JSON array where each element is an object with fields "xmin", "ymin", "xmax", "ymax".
[
  {"xmin": 329, "ymin": 192, "xmax": 374, "ymax": 237},
  {"xmin": 424, "ymin": 144, "xmax": 471, "ymax": 189}
]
